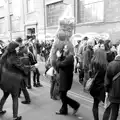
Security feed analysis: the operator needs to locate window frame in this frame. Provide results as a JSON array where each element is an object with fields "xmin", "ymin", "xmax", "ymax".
[
  {"xmin": 0, "ymin": 17, "xmax": 5, "ymax": 34},
  {"xmin": 27, "ymin": 0, "xmax": 34, "ymax": 13},
  {"xmin": 77, "ymin": 0, "xmax": 104, "ymax": 24},
  {"xmin": 46, "ymin": 1, "xmax": 64, "ymax": 27}
]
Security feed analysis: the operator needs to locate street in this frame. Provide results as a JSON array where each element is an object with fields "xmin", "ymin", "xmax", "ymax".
[{"xmin": 0, "ymin": 62, "xmax": 120, "ymax": 120}]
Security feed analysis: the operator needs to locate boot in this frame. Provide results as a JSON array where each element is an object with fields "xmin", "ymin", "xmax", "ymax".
[{"xmin": 13, "ymin": 116, "xmax": 22, "ymax": 120}]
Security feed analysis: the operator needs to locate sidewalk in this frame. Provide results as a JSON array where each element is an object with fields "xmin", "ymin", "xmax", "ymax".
[{"xmin": 0, "ymin": 85, "xmax": 94, "ymax": 120}]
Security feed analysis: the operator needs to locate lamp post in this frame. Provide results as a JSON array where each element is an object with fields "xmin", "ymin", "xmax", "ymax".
[
  {"xmin": 74, "ymin": 0, "xmax": 76, "ymax": 34},
  {"xmin": 43, "ymin": 0, "xmax": 46, "ymax": 43},
  {"xmin": 7, "ymin": 0, "xmax": 12, "ymax": 41}
]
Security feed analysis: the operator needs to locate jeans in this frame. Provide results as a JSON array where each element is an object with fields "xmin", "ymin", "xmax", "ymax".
[
  {"xmin": 103, "ymin": 103, "xmax": 120, "ymax": 120},
  {"xmin": 50, "ymin": 76, "xmax": 55, "ymax": 98},
  {"xmin": 27, "ymin": 71, "xmax": 31, "ymax": 87},
  {"xmin": 33, "ymin": 68, "xmax": 40, "ymax": 84},
  {"xmin": 0, "ymin": 91, "xmax": 18, "ymax": 118},
  {"xmin": 60, "ymin": 91, "xmax": 79, "ymax": 113},
  {"xmin": 92, "ymin": 98, "xmax": 101, "ymax": 120},
  {"xmin": 20, "ymin": 80, "xmax": 30, "ymax": 101}
]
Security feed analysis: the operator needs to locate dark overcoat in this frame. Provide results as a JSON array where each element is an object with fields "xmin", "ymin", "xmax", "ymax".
[
  {"xmin": 56, "ymin": 54, "xmax": 74, "ymax": 91},
  {"xmin": 0, "ymin": 50, "xmax": 27, "ymax": 95}
]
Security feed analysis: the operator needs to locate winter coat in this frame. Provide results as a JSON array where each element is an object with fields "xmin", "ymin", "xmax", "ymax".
[
  {"xmin": 106, "ymin": 51, "xmax": 115, "ymax": 63},
  {"xmin": 0, "ymin": 51, "xmax": 27, "ymax": 95},
  {"xmin": 90, "ymin": 62, "xmax": 106, "ymax": 102},
  {"xmin": 56, "ymin": 54, "xmax": 74, "ymax": 91},
  {"xmin": 83, "ymin": 46, "xmax": 94, "ymax": 72},
  {"xmin": 104, "ymin": 56, "xmax": 120, "ymax": 103},
  {"xmin": 0, "ymin": 41, "xmax": 29, "ymax": 94}
]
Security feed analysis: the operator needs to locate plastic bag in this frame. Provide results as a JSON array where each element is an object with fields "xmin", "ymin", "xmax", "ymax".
[{"xmin": 46, "ymin": 67, "xmax": 54, "ymax": 76}]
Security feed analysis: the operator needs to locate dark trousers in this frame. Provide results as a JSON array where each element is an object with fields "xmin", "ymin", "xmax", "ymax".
[
  {"xmin": 60, "ymin": 91, "xmax": 79, "ymax": 113},
  {"xmin": 103, "ymin": 103, "xmax": 120, "ymax": 120},
  {"xmin": 50, "ymin": 76, "xmax": 55, "ymax": 98},
  {"xmin": 92, "ymin": 98, "xmax": 102, "ymax": 120},
  {"xmin": 19, "ymin": 80, "xmax": 30, "ymax": 101},
  {"xmin": 0, "ymin": 91, "xmax": 18, "ymax": 118},
  {"xmin": 33, "ymin": 68, "xmax": 40, "ymax": 84},
  {"xmin": 27, "ymin": 71, "xmax": 31, "ymax": 87}
]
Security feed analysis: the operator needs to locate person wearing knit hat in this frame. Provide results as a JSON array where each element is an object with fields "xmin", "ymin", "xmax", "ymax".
[{"xmin": 0, "ymin": 41, "xmax": 28, "ymax": 120}]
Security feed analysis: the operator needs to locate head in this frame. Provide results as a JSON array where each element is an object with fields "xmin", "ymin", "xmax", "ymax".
[
  {"xmin": 100, "ymin": 43, "xmax": 105, "ymax": 50},
  {"xmin": 104, "ymin": 40, "xmax": 111, "ymax": 51},
  {"xmin": 16, "ymin": 37, "xmax": 23, "ymax": 47},
  {"xmin": 7, "ymin": 41, "xmax": 20, "ymax": 53},
  {"xmin": 98, "ymin": 39, "xmax": 104, "ymax": 45},
  {"xmin": 87, "ymin": 39, "xmax": 94, "ymax": 47},
  {"xmin": 92, "ymin": 49, "xmax": 107, "ymax": 70}
]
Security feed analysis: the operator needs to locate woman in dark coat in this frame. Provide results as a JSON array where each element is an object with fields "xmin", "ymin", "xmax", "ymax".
[
  {"xmin": 55, "ymin": 45, "xmax": 80, "ymax": 115},
  {"xmin": 0, "ymin": 41, "xmax": 28, "ymax": 120},
  {"xmin": 90, "ymin": 49, "xmax": 108, "ymax": 120}
]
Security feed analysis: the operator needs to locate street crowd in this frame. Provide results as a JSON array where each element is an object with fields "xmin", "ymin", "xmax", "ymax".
[{"xmin": 0, "ymin": 35, "xmax": 120, "ymax": 120}]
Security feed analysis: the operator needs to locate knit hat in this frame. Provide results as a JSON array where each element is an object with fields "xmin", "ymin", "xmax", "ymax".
[
  {"xmin": 7, "ymin": 41, "xmax": 19, "ymax": 52},
  {"xmin": 16, "ymin": 37, "xmax": 23, "ymax": 44}
]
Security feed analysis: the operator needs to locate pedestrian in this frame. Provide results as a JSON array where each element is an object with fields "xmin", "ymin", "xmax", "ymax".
[
  {"xmin": 103, "ymin": 44, "xmax": 120, "ymax": 120},
  {"xmin": 55, "ymin": 45, "xmax": 80, "ymax": 115},
  {"xmin": 18, "ymin": 46, "xmax": 31, "ymax": 104},
  {"xmin": 90, "ymin": 49, "xmax": 107, "ymax": 120},
  {"xmin": 83, "ymin": 39, "xmax": 94, "ymax": 91},
  {"xmin": 0, "ymin": 41, "xmax": 28, "ymax": 120}
]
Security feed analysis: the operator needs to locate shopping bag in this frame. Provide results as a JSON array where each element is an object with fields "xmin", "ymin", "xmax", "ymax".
[
  {"xmin": 46, "ymin": 67, "xmax": 54, "ymax": 76},
  {"xmin": 85, "ymin": 78, "xmax": 94, "ymax": 91}
]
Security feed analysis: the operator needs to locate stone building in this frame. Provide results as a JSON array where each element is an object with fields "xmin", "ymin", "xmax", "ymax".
[{"xmin": 0, "ymin": 0, "xmax": 120, "ymax": 43}]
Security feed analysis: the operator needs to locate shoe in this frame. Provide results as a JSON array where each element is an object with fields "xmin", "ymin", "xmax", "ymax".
[
  {"xmin": 56, "ymin": 111, "xmax": 68, "ymax": 115},
  {"xmin": 73, "ymin": 104, "xmax": 80, "ymax": 115},
  {"xmin": 51, "ymin": 97, "xmax": 57, "ymax": 100},
  {"xmin": 0, "ymin": 110, "xmax": 6, "ymax": 115},
  {"xmin": 21, "ymin": 100, "xmax": 31, "ymax": 104},
  {"xmin": 33, "ymin": 83, "xmax": 37, "ymax": 87},
  {"xmin": 13, "ymin": 116, "xmax": 22, "ymax": 120},
  {"xmin": 27, "ymin": 86, "xmax": 32, "ymax": 89},
  {"xmin": 36, "ymin": 83, "xmax": 43, "ymax": 87}
]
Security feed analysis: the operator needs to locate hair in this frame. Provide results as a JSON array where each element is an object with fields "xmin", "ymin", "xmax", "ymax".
[
  {"xmin": 16, "ymin": 37, "xmax": 23, "ymax": 43},
  {"xmin": 92, "ymin": 49, "xmax": 108, "ymax": 70},
  {"xmin": 104, "ymin": 40, "xmax": 111, "ymax": 51},
  {"xmin": 98, "ymin": 39, "xmax": 104, "ymax": 44}
]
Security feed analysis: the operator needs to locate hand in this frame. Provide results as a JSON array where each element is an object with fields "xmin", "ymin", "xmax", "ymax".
[
  {"xmin": 56, "ymin": 51, "xmax": 61, "ymax": 58},
  {"xmin": 106, "ymin": 92, "xmax": 108, "ymax": 97}
]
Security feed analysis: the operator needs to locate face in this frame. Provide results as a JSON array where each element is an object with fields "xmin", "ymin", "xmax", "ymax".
[
  {"xmin": 100, "ymin": 44, "xmax": 105, "ymax": 50},
  {"xmin": 63, "ymin": 45, "xmax": 69, "ymax": 55},
  {"xmin": 15, "ymin": 46, "xmax": 20, "ymax": 53}
]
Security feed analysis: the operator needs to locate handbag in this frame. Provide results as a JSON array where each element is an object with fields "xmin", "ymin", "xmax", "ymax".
[
  {"xmin": 85, "ymin": 71, "xmax": 99, "ymax": 91},
  {"xmin": 46, "ymin": 67, "xmax": 54, "ymax": 76}
]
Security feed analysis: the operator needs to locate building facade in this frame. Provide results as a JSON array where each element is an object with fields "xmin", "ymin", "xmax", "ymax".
[{"xmin": 0, "ymin": 0, "xmax": 120, "ymax": 43}]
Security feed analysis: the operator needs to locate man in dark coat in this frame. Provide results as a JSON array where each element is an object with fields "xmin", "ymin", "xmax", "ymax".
[
  {"xmin": 56, "ymin": 45, "xmax": 80, "ymax": 115},
  {"xmin": 83, "ymin": 40, "xmax": 94, "ymax": 90},
  {"xmin": 103, "ymin": 45, "xmax": 120, "ymax": 120}
]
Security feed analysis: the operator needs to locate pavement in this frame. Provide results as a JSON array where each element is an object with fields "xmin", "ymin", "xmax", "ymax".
[{"xmin": 0, "ymin": 62, "xmax": 120, "ymax": 120}]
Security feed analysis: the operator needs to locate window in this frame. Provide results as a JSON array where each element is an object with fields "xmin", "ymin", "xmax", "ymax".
[
  {"xmin": 10, "ymin": 16, "xmax": 20, "ymax": 32},
  {"xmin": 77, "ymin": 0, "xmax": 104, "ymax": 23},
  {"xmin": 0, "ymin": 0, "xmax": 4, "ymax": 7},
  {"xmin": 0, "ymin": 17, "xmax": 5, "ymax": 34},
  {"xmin": 27, "ymin": 0, "xmax": 34, "ymax": 13},
  {"xmin": 47, "ymin": 1, "xmax": 65, "ymax": 27}
]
